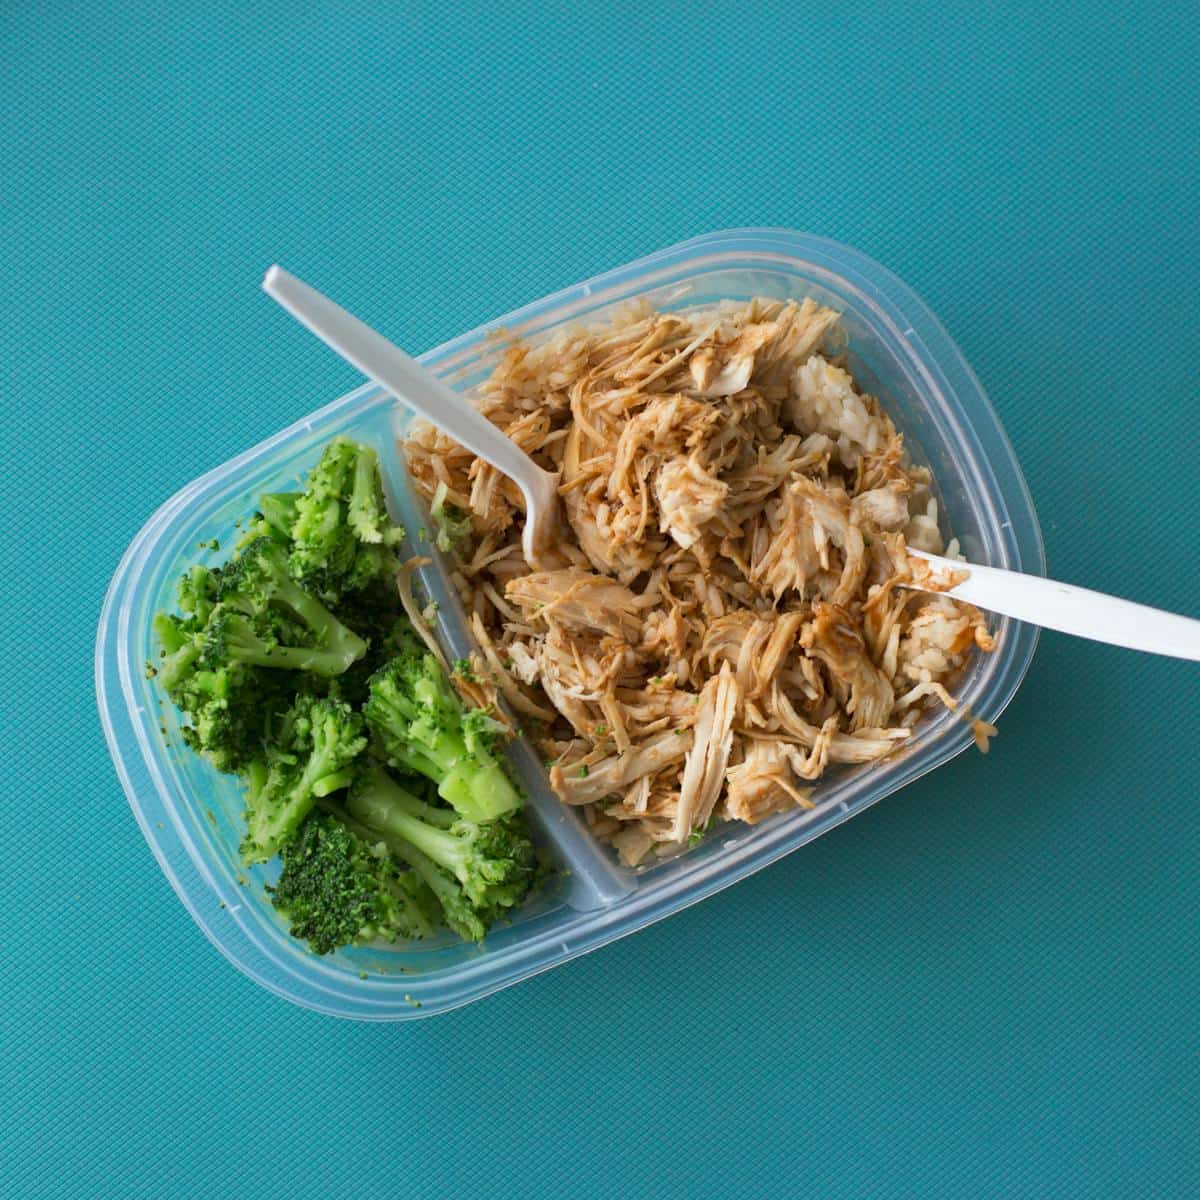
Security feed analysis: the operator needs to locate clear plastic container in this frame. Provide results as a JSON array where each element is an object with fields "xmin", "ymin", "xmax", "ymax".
[{"xmin": 96, "ymin": 229, "xmax": 1043, "ymax": 1020}]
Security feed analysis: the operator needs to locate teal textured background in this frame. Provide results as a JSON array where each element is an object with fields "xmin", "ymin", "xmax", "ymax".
[{"xmin": 3, "ymin": 3, "xmax": 1197, "ymax": 1197}]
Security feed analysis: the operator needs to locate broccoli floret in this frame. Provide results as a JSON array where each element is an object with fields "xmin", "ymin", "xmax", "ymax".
[
  {"xmin": 177, "ymin": 564, "xmax": 220, "ymax": 625},
  {"xmin": 429, "ymin": 481, "xmax": 472, "ymax": 553},
  {"xmin": 292, "ymin": 438, "xmax": 357, "ymax": 553},
  {"xmin": 178, "ymin": 666, "xmax": 294, "ymax": 774},
  {"xmin": 149, "ymin": 433, "xmax": 549, "ymax": 953},
  {"xmin": 461, "ymin": 705, "xmax": 509, "ymax": 761},
  {"xmin": 258, "ymin": 492, "xmax": 300, "ymax": 538},
  {"xmin": 346, "ymin": 767, "xmax": 536, "ymax": 941},
  {"xmin": 153, "ymin": 611, "xmax": 294, "ymax": 773},
  {"xmin": 241, "ymin": 695, "xmax": 367, "ymax": 863},
  {"xmin": 153, "ymin": 611, "xmax": 203, "ymax": 693},
  {"xmin": 214, "ymin": 536, "xmax": 366, "ymax": 675},
  {"xmin": 346, "ymin": 442, "xmax": 395, "ymax": 546},
  {"xmin": 234, "ymin": 493, "xmax": 300, "ymax": 550},
  {"xmin": 202, "ymin": 609, "xmax": 361, "ymax": 678},
  {"xmin": 363, "ymin": 639, "xmax": 522, "ymax": 821},
  {"xmin": 286, "ymin": 438, "xmax": 403, "ymax": 601},
  {"xmin": 269, "ymin": 809, "xmax": 433, "ymax": 954}
]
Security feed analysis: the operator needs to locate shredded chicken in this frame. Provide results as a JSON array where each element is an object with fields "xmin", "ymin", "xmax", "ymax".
[
  {"xmin": 405, "ymin": 298, "xmax": 995, "ymax": 864},
  {"xmin": 724, "ymin": 739, "xmax": 816, "ymax": 824}
]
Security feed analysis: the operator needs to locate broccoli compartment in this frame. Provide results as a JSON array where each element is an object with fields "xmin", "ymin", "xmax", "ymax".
[{"xmin": 152, "ymin": 435, "xmax": 542, "ymax": 955}]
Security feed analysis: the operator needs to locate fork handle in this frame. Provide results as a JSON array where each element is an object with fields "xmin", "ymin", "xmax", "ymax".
[
  {"xmin": 261, "ymin": 265, "xmax": 556, "ymax": 508},
  {"xmin": 911, "ymin": 551, "xmax": 1200, "ymax": 661}
]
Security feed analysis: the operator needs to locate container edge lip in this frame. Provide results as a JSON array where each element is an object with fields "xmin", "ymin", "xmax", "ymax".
[{"xmin": 97, "ymin": 227, "xmax": 1044, "ymax": 1019}]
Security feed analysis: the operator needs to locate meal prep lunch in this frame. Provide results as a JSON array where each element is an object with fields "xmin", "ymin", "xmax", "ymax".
[{"xmin": 153, "ymin": 295, "xmax": 997, "ymax": 957}]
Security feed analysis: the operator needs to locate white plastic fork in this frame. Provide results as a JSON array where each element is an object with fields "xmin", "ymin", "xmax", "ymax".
[
  {"xmin": 905, "ymin": 549, "xmax": 1200, "ymax": 661},
  {"xmin": 262, "ymin": 265, "xmax": 562, "ymax": 570},
  {"xmin": 263, "ymin": 264, "xmax": 1200, "ymax": 662}
]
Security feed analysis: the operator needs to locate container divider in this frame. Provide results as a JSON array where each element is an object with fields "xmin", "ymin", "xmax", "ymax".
[{"xmin": 381, "ymin": 420, "xmax": 635, "ymax": 911}]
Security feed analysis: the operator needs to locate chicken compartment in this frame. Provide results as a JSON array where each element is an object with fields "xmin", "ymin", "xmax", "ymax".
[{"xmin": 387, "ymin": 263, "xmax": 1028, "ymax": 900}]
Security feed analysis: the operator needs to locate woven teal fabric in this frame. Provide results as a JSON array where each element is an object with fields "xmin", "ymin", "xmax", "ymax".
[{"xmin": 3, "ymin": 3, "xmax": 1197, "ymax": 1197}]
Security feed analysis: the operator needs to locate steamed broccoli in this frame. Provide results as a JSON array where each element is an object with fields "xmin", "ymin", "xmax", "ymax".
[
  {"xmin": 286, "ymin": 438, "xmax": 403, "ymax": 601},
  {"xmin": 177, "ymin": 563, "xmax": 220, "ymax": 624},
  {"xmin": 232, "ymin": 489, "xmax": 300, "ymax": 549},
  {"xmin": 345, "ymin": 441, "xmax": 394, "ymax": 545},
  {"xmin": 152, "ymin": 432, "xmax": 543, "ymax": 953},
  {"xmin": 178, "ymin": 662, "xmax": 294, "ymax": 773},
  {"xmin": 241, "ymin": 694, "xmax": 367, "ymax": 863},
  {"xmin": 269, "ymin": 809, "xmax": 434, "ymax": 953},
  {"xmin": 347, "ymin": 767, "xmax": 536, "ymax": 941},
  {"xmin": 153, "ymin": 603, "xmax": 294, "ymax": 774},
  {"xmin": 363, "ymin": 637, "xmax": 521, "ymax": 821},
  {"xmin": 212, "ymin": 536, "xmax": 366, "ymax": 675},
  {"xmin": 154, "ymin": 611, "xmax": 202, "ymax": 693},
  {"xmin": 235, "ymin": 492, "xmax": 301, "ymax": 548},
  {"xmin": 258, "ymin": 492, "xmax": 300, "ymax": 537},
  {"xmin": 429, "ymin": 481, "xmax": 472, "ymax": 553}
]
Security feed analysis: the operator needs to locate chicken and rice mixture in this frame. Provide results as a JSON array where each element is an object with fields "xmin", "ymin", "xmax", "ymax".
[{"xmin": 405, "ymin": 298, "xmax": 995, "ymax": 866}]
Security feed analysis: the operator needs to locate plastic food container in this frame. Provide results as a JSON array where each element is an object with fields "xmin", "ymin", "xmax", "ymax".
[{"xmin": 96, "ymin": 229, "xmax": 1043, "ymax": 1019}]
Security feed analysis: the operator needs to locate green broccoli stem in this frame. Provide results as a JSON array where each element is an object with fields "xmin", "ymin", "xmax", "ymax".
[
  {"xmin": 154, "ymin": 615, "xmax": 201, "ymax": 692},
  {"xmin": 347, "ymin": 769, "xmax": 451, "ymax": 853},
  {"xmin": 312, "ymin": 768, "xmax": 356, "ymax": 798},
  {"xmin": 388, "ymin": 838, "xmax": 485, "ymax": 942},
  {"xmin": 376, "ymin": 875, "xmax": 436, "ymax": 941},
  {"xmin": 221, "ymin": 613, "xmax": 363, "ymax": 676},
  {"xmin": 245, "ymin": 759, "xmax": 268, "ymax": 802},
  {"xmin": 153, "ymin": 612, "xmax": 186, "ymax": 653},
  {"xmin": 441, "ymin": 759, "xmax": 521, "ymax": 824},
  {"xmin": 340, "ymin": 785, "xmax": 486, "ymax": 942},
  {"xmin": 382, "ymin": 731, "xmax": 518, "ymax": 822},
  {"xmin": 264, "ymin": 562, "xmax": 366, "ymax": 667},
  {"xmin": 372, "ymin": 676, "xmax": 521, "ymax": 821},
  {"xmin": 258, "ymin": 493, "xmax": 300, "ymax": 538},
  {"xmin": 332, "ymin": 803, "xmax": 445, "ymax": 888},
  {"xmin": 357, "ymin": 771, "xmax": 457, "ymax": 828},
  {"xmin": 347, "ymin": 769, "xmax": 480, "ymax": 898},
  {"xmin": 348, "ymin": 444, "xmax": 384, "ymax": 544},
  {"xmin": 385, "ymin": 743, "xmax": 443, "ymax": 782},
  {"xmin": 181, "ymin": 565, "xmax": 216, "ymax": 623},
  {"xmin": 293, "ymin": 710, "xmax": 357, "ymax": 802}
]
